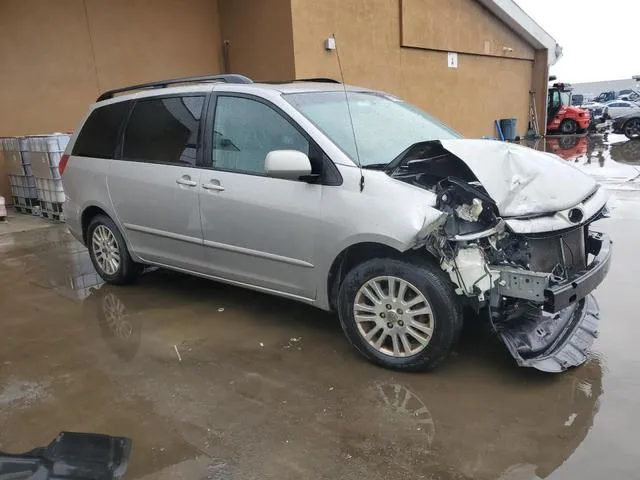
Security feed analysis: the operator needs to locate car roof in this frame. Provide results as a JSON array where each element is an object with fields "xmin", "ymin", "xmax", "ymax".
[{"xmin": 93, "ymin": 81, "xmax": 375, "ymax": 108}]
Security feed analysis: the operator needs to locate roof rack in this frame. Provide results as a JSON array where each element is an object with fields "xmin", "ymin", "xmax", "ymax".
[{"xmin": 96, "ymin": 74, "xmax": 253, "ymax": 102}]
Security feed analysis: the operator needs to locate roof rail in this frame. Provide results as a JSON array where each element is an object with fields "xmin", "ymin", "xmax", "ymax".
[
  {"xmin": 295, "ymin": 78, "xmax": 340, "ymax": 83},
  {"xmin": 96, "ymin": 74, "xmax": 253, "ymax": 102},
  {"xmin": 259, "ymin": 78, "xmax": 341, "ymax": 85}
]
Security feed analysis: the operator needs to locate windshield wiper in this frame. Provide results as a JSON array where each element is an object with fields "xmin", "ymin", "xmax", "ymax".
[{"xmin": 361, "ymin": 163, "xmax": 389, "ymax": 170}]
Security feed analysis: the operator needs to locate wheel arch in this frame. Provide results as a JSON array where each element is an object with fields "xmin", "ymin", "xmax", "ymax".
[
  {"xmin": 81, "ymin": 204, "xmax": 110, "ymax": 244},
  {"xmin": 325, "ymin": 239, "xmax": 438, "ymax": 312},
  {"xmin": 622, "ymin": 116, "xmax": 640, "ymax": 138},
  {"xmin": 80, "ymin": 203, "xmax": 135, "ymax": 258}
]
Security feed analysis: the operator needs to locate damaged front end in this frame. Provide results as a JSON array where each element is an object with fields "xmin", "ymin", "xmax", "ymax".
[{"xmin": 393, "ymin": 140, "xmax": 613, "ymax": 372}]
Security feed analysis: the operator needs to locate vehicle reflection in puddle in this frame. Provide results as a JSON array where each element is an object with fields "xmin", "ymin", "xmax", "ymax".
[
  {"xmin": 522, "ymin": 134, "xmax": 640, "ymax": 166},
  {"xmin": 93, "ymin": 290, "xmax": 141, "ymax": 361},
  {"xmin": 24, "ymin": 240, "xmax": 103, "ymax": 301},
  {"xmin": 546, "ymin": 135, "xmax": 588, "ymax": 161},
  {"xmin": 79, "ymin": 276, "xmax": 603, "ymax": 480},
  {"xmin": 3, "ymin": 225, "xmax": 609, "ymax": 479},
  {"xmin": 521, "ymin": 134, "xmax": 640, "ymax": 195},
  {"xmin": 373, "ymin": 383, "xmax": 436, "ymax": 446}
]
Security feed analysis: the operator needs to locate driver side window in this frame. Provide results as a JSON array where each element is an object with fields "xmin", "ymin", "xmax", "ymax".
[{"xmin": 212, "ymin": 96, "xmax": 309, "ymax": 175}]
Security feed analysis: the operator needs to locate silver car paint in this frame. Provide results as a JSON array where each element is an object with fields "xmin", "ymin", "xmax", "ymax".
[
  {"xmin": 198, "ymin": 167, "xmax": 322, "ymax": 300},
  {"xmin": 63, "ymin": 81, "xmax": 608, "ymax": 313},
  {"xmin": 107, "ymin": 161, "xmax": 204, "ymax": 272},
  {"xmin": 439, "ymin": 139, "xmax": 598, "ymax": 217}
]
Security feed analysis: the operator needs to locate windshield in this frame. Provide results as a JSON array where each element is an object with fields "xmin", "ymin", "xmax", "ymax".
[{"xmin": 284, "ymin": 91, "xmax": 460, "ymax": 166}]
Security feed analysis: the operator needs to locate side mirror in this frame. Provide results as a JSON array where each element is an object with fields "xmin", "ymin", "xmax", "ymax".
[{"xmin": 264, "ymin": 150, "xmax": 312, "ymax": 181}]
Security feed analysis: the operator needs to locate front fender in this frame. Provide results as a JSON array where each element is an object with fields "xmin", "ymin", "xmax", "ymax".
[{"xmin": 313, "ymin": 166, "xmax": 445, "ymax": 310}]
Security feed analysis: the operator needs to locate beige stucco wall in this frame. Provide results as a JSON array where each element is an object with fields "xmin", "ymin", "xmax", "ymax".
[
  {"xmin": 0, "ymin": 0, "xmax": 544, "ymax": 140},
  {"xmin": 290, "ymin": 0, "xmax": 534, "ymax": 138},
  {"xmin": 0, "ymin": 0, "xmax": 223, "ymax": 136},
  {"xmin": 531, "ymin": 49, "xmax": 550, "ymax": 135},
  {"xmin": 218, "ymin": 0, "xmax": 295, "ymax": 81},
  {"xmin": 401, "ymin": 0, "xmax": 534, "ymax": 60}
]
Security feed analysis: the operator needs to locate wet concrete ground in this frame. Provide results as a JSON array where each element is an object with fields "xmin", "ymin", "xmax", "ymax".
[{"xmin": 1, "ymin": 135, "xmax": 640, "ymax": 479}]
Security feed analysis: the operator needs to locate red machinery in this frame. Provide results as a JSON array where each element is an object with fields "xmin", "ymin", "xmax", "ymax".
[{"xmin": 547, "ymin": 82, "xmax": 590, "ymax": 135}]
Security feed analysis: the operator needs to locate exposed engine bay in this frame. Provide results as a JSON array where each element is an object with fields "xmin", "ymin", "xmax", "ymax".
[{"xmin": 389, "ymin": 140, "xmax": 613, "ymax": 372}]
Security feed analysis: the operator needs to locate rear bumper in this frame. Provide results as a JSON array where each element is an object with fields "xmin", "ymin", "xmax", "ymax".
[{"xmin": 544, "ymin": 232, "xmax": 612, "ymax": 313}]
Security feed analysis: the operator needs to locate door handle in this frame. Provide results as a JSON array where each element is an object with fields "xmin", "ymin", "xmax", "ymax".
[
  {"xmin": 176, "ymin": 176, "xmax": 197, "ymax": 187},
  {"xmin": 202, "ymin": 180, "xmax": 225, "ymax": 192}
]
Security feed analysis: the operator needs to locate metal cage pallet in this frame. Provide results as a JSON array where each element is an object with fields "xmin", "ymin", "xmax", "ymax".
[
  {"xmin": 12, "ymin": 196, "xmax": 40, "ymax": 215},
  {"xmin": 35, "ymin": 177, "xmax": 65, "ymax": 204},
  {"xmin": 39, "ymin": 200, "xmax": 64, "ymax": 222},
  {"xmin": 3, "ymin": 133, "xmax": 71, "ymax": 221},
  {"xmin": 40, "ymin": 210, "xmax": 64, "ymax": 222},
  {"xmin": 9, "ymin": 174, "xmax": 38, "ymax": 199}
]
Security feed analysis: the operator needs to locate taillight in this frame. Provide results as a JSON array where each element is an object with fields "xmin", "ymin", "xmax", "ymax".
[{"xmin": 59, "ymin": 154, "xmax": 70, "ymax": 175}]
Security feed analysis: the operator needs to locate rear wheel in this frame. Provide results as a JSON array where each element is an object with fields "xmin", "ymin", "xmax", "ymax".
[
  {"xmin": 87, "ymin": 215, "xmax": 141, "ymax": 285},
  {"xmin": 338, "ymin": 258, "xmax": 463, "ymax": 371},
  {"xmin": 623, "ymin": 118, "xmax": 640, "ymax": 139},
  {"xmin": 560, "ymin": 119, "xmax": 578, "ymax": 134}
]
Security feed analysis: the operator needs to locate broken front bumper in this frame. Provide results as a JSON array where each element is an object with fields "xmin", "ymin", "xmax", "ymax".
[
  {"xmin": 498, "ymin": 295, "xmax": 600, "ymax": 372},
  {"xmin": 496, "ymin": 232, "xmax": 612, "ymax": 313},
  {"xmin": 495, "ymin": 232, "xmax": 612, "ymax": 372},
  {"xmin": 545, "ymin": 232, "xmax": 612, "ymax": 313}
]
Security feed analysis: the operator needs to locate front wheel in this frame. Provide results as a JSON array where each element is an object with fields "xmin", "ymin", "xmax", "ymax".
[
  {"xmin": 87, "ymin": 215, "xmax": 141, "ymax": 285},
  {"xmin": 560, "ymin": 119, "xmax": 578, "ymax": 134},
  {"xmin": 623, "ymin": 118, "xmax": 640, "ymax": 139},
  {"xmin": 337, "ymin": 258, "xmax": 463, "ymax": 371}
]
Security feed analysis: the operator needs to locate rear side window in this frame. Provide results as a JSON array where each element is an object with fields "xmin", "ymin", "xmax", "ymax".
[
  {"xmin": 72, "ymin": 101, "xmax": 131, "ymax": 158},
  {"xmin": 122, "ymin": 96, "xmax": 204, "ymax": 166}
]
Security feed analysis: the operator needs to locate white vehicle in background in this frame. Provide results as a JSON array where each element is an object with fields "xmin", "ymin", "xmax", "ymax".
[
  {"xmin": 603, "ymin": 100, "xmax": 640, "ymax": 119},
  {"xmin": 580, "ymin": 101, "xmax": 606, "ymax": 118},
  {"xmin": 617, "ymin": 89, "xmax": 640, "ymax": 102}
]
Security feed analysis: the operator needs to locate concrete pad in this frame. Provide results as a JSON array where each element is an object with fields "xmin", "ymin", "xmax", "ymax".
[
  {"xmin": 0, "ymin": 208, "xmax": 56, "ymax": 236},
  {"xmin": 1, "ymin": 135, "xmax": 639, "ymax": 479}
]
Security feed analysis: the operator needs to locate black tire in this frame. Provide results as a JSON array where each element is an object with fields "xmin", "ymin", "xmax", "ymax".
[
  {"xmin": 87, "ymin": 214, "xmax": 141, "ymax": 285},
  {"xmin": 623, "ymin": 118, "xmax": 640, "ymax": 139},
  {"xmin": 560, "ymin": 119, "xmax": 578, "ymax": 135},
  {"xmin": 337, "ymin": 258, "xmax": 463, "ymax": 371}
]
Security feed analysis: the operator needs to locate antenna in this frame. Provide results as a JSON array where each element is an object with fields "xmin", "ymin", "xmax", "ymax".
[{"xmin": 333, "ymin": 34, "xmax": 365, "ymax": 192}]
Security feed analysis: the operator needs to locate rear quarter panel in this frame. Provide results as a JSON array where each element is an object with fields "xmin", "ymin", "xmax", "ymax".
[{"xmin": 62, "ymin": 155, "xmax": 119, "ymax": 248}]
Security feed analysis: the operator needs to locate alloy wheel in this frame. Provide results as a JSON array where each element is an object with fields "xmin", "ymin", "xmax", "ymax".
[
  {"xmin": 92, "ymin": 225, "xmax": 121, "ymax": 275},
  {"xmin": 624, "ymin": 119, "xmax": 640, "ymax": 139},
  {"xmin": 353, "ymin": 276, "xmax": 435, "ymax": 357}
]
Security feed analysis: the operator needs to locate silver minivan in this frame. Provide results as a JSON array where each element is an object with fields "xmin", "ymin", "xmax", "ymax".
[{"xmin": 61, "ymin": 75, "xmax": 612, "ymax": 373}]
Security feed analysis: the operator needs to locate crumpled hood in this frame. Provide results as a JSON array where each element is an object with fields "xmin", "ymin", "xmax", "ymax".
[{"xmin": 440, "ymin": 139, "xmax": 598, "ymax": 217}]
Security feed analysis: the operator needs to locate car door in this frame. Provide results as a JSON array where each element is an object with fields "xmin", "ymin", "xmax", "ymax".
[
  {"xmin": 623, "ymin": 102, "xmax": 639, "ymax": 116},
  {"xmin": 616, "ymin": 102, "xmax": 629, "ymax": 117},
  {"xmin": 108, "ymin": 95, "xmax": 205, "ymax": 271},
  {"xmin": 197, "ymin": 93, "xmax": 324, "ymax": 300},
  {"xmin": 609, "ymin": 102, "xmax": 626, "ymax": 118}
]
